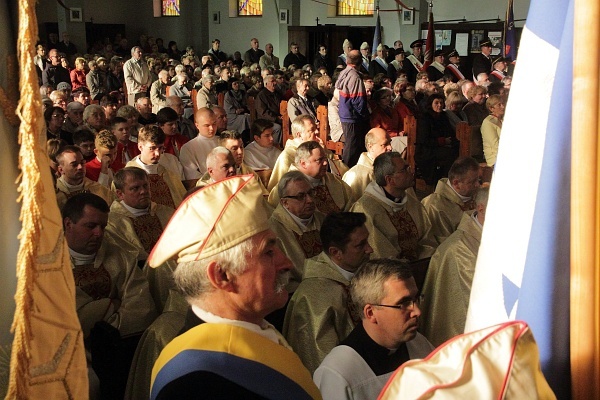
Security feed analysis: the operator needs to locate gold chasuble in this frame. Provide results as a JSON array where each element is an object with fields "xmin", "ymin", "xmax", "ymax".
[
  {"xmin": 351, "ymin": 182, "xmax": 437, "ymax": 260},
  {"xmin": 420, "ymin": 212, "xmax": 482, "ymax": 346},
  {"xmin": 421, "ymin": 178, "xmax": 475, "ymax": 245},
  {"xmin": 268, "ymin": 204, "xmax": 325, "ymax": 292}
]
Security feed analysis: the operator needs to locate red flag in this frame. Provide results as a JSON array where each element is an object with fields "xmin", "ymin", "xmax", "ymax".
[{"xmin": 422, "ymin": 2, "xmax": 435, "ymax": 70}]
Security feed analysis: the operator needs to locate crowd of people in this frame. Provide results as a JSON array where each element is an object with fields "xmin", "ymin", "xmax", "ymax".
[{"xmin": 38, "ymin": 31, "xmax": 519, "ymax": 399}]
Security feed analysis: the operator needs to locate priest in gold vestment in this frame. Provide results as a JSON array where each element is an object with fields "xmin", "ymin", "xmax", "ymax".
[
  {"xmin": 342, "ymin": 127, "xmax": 392, "ymax": 202},
  {"xmin": 421, "ymin": 157, "xmax": 480, "ymax": 245},
  {"xmin": 351, "ymin": 152, "xmax": 437, "ymax": 261},
  {"xmin": 283, "ymin": 212, "xmax": 373, "ymax": 373},
  {"xmin": 268, "ymin": 141, "xmax": 354, "ymax": 215},
  {"xmin": 419, "ymin": 187, "xmax": 488, "ymax": 347}
]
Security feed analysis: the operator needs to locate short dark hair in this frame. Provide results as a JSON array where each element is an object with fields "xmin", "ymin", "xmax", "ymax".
[
  {"xmin": 113, "ymin": 167, "xmax": 148, "ymax": 190},
  {"xmin": 373, "ymin": 151, "xmax": 402, "ymax": 186},
  {"xmin": 61, "ymin": 192, "xmax": 109, "ymax": 222},
  {"xmin": 44, "ymin": 106, "xmax": 64, "ymax": 122},
  {"xmin": 156, "ymin": 107, "xmax": 179, "ymax": 124},
  {"xmin": 219, "ymin": 130, "xmax": 242, "ymax": 146},
  {"xmin": 448, "ymin": 157, "xmax": 480, "ymax": 182},
  {"xmin": 321, "ymin": 212, "xmax": 367, "ymax": 255},
  {"xmin": 111, "ymin": 116, "xmax": 128, "ymax": 128},
  {"xmin": 251, "ymin": 119, "xmax": 274, "ymax": 139},
  {"xmin": 100, "ymin": 94, "xmax": 119, "ymax": 107},
  {"xmin": 72, "ymin": 128, "xmax": 95, "ymax": 145}
]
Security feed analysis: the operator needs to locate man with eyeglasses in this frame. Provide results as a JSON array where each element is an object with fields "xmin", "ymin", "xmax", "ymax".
[
  {"xmin": 420, "ymin": 187, "xmax": 489, "ymax": 347},
  {"xmin": 268, "ymin": 141, "xmax": 354, "ymax": 216},
  {"xmin": 351, "ymin": 151, "xmax": 437, "ymax": 260},
  {"xmin": 284, "ymin": 212, "xmax": 373, "ymax": 374},
  {"xmin": 42, "ymin": 48, "xmax": 70, "ymax": 88},
  {"xmin": 267, "ymin": 171, "xmax": 326, "ymax": 329},
  {"xmin": 314, "ymin": 258, "xmax": 434, "ymax": 400}
]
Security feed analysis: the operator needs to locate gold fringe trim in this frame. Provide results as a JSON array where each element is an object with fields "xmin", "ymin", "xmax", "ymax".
[{"xmin": 7, "ymin": 0, "xmax": 45, "ymax": 397}]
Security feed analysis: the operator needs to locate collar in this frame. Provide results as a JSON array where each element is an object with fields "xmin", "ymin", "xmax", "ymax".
[
  {"xmin": 191, "ymin": 305, "xmax": 291, "ymax": 349},
  {"xmin": 69, "ymin": 248, "xmax": 96, "ymax": 266},
  {"xmin": 325, "ymin": 254, "xmax": 355, "ymax": 281},
  {"xmin": 283, "ymin": 205, "xmax": 313, "ymax": 231},
  {"xmin": 58, "ymin": 176, "xmax": 84, "ymax": 191},
  {"xmin": 119, "ymin": 200, "xmax": 149, "ymax": 217},
  {"xmin": 446, "ymin": 179, "xmax": 472, "ymax": 203},
  {"xmin": 341, "ymin": 322, "xmax": 410, "ymax": 376},
  {"xmin": 134, "ymin": 156, "xmax": 159, "ymax": 174}
]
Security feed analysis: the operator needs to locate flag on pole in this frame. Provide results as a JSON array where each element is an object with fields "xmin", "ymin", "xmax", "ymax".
[
  {"xmin": 6, "ymin": 0, "xmax": 88, "ymax": 398},
  {"xmin": 464, "ymin": 0, "xmax": 573, "ymax": 397},
  {"xmin": 504, "ymin": 0, "xmax": 517, "ymax": 60},
  {"xmin": 371, "ymin": 7, "xmax": 382, "ymax": 59},
  {"xmin": 422, "ymin": 2, "xmax": 434, "ymax": 70}
]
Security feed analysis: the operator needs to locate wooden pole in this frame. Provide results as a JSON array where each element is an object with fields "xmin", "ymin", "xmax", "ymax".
[{"xmin": 571, "ymin": 0, "xmax": 600, "ymax": 398}]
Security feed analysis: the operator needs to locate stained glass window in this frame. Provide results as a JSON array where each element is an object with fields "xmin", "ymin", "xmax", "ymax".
[
  {"xmin": 239, "ymin": 0, "xmax": 263, "ymax": 16},
  {"xmin": 337, "ymin": 0, "xmax": 374, "ymax": 16}
]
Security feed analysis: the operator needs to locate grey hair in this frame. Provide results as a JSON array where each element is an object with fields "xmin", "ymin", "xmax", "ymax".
[
  {"xmin": 202, "ymin": 74, "xmax": 215, "ymax": 86},
  {"xmin": 291, "ymin": 114, "xmax": 315, "ymax": 138},
  {"xmin": 475, "ymin": 186, "xmax": 489, "ymax": 207},
  {"xmin": 158, "ymin": 69, "xmax": 169, "ymax": 79},
  {"xmin": 294, "ymin": 140, "xmax": 322, "ymax": 165},
  {"xmin": 174, "ymin": 237, "xmax": 254, "ymax": 304},
  {"xmin": 373, "ymin": 151, "xmax": 403, "ymax": 186},
  {"xmin": 206, "ymin": 146, "xmax": 232, "ymax": 170},
  {"xmin": 83, "ymin": 104, "xmax": 104, "ymax": 123},
  {"xmin": 277, "ymin": 170, "xmax": 310, "ymax": 199},
  {"xmin": 350, "ymin": 258, "xmax": 413, "ymax": 319}
]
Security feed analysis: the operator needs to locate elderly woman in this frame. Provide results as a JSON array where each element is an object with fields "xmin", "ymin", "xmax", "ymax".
[
  {"xmin": 415, "ymin": 94, "xmax": 459, "ymax": 185},
  {"xmin": 83, "ymin": 104, "xmax": 107, "ymax": 134},
  {"xmin": 196, "ymin": 75, "xmax": 218, "ymax": 110},
  {"xmin": 480, "ymin": 94, "xmax": 505, "ymax": 166},
  {"xmin": 444, "ymin": 91, "xmax": 468, "ymax": 130},
  {"xmin": 224, "ymin": 78, "xmax": 251, "ymax": 142},
  {"xmin": 370, "ymin": 87, "xmax": 402, "ymax": 136},
  {"xmin": 70, "ymin": 57, "xmax": 87, "ymax": 91}
]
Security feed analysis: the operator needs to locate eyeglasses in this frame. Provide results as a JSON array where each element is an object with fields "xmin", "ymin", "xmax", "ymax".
[
  {"xmin": 282, "ymin": 188, "xmax": 316, "ymax": 202},
  {"xmin": 392, "ymin": 165, "xmax": 411, "ymax": 175},
  {"xmin": 373, "ymin": 294, "xmax": 424, "ymax": 311}
]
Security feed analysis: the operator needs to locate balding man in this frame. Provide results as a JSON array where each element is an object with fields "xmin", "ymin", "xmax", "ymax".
[
  {"xmin": 42, "ymin": 48, "xmax": 70, "ymax": 88},
  {"xmin": 148, "ymin": 176, "xmax": 321, "ymax": 399},
  {"xmin": 420, "ymin": 187, "xmax": 489, "ymax": 346},
  {"xmin": 343, "ymin": 128, "xmax": 392, "ymax": 201},
  {"xmin": 243, "ymin": 37, "xmax": 265, "ymax": 65},
  {"xmin": 150, "ymin": 69, "xmax": 169, "ymax": 113},
  {"xmin": 259, "ymin": 43, "xmax": 280, "ymax": 70},
  {"xmin": 124, "ymin": 46, "xmax": 152, "ymax": 105},
  {"xmin": 179, "ymin": 107, "xmax": 220, "ymax": 186},
  {"xmin": 351, "ymin": 152, "xmax": 436, "ymax": 260},
  {"xmin": 421, "ymin": 157, "xmax": 480, "ymax": 245}
]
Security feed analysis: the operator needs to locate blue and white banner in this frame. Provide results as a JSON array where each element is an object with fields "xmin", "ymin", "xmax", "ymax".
[{"xmin": 465, "ymin": 0, "xmax": 573, "ymax": 397}]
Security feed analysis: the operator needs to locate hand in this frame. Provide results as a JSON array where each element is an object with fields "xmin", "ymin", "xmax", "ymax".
[{"xmin": 100, "ymin": 155, "xmax": 111, "ymax": 173}]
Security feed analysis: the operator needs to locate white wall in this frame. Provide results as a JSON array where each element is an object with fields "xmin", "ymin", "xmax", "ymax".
[{"xmin": 36, "ymin": 0, "xmax": 531, "ymax": 60}]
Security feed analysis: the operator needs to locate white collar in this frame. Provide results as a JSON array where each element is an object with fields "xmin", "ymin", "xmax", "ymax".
[
  {"xmin": 446, "ymin": 179, "xmax": 472, "ymax": 203},
  {"xmin": 283, "ymin": 205, "xmax": 313, "ymax": 231},
  {"xmin": 58, "ymin": 176, "xmax": 84, "ymax": 191},
  {"xmin": 134, "ymin": 157, "xmax": 159, "ymax": 174},
  {"xmin": 69, "ymin": 248, "xmax": 96, "ymax": 266},
  {"xmin": 120, "ymin": 200, "xmax": 149, "ymax": 217},
  {"xmin": 191, "ymin": 305, "xmax": 291, "ymax": 348}
]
